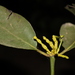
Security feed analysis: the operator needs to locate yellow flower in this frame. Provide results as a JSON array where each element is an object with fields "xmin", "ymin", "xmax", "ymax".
[{"xmin": 33, "ymin": 35, "xmax": 69, "ymax": 59}]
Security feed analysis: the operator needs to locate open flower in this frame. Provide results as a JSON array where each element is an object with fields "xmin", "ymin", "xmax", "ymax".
[{"xmin": 33, "ymin": 35, "xmax": 69, "ymax": 59}]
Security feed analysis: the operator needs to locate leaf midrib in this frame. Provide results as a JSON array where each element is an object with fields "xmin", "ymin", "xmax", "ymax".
[{"xmin": 0, "ymin": 25, "xmax": 37, "ymax": 50}]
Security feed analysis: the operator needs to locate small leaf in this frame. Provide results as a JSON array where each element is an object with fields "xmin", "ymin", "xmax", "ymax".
[
  {"xmin": 0, "ymin": 6, "xmax": 37, "ymax": 50},
  {"xmin": 65, "ymin": 4, "xmax": 75, "ymax": 15},
  {"xmin": 60, "ymin": 23, "xmax": 75, "ymax": 51}
]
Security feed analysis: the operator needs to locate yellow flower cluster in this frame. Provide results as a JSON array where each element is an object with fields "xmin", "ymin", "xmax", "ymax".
[{"xmin": 33, "ymin": 35, "xmax": 69, "ymax": 59}]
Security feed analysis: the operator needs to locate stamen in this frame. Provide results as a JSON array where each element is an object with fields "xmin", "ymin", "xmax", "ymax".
[
  {"xmin": 58, "ymin": 54, "xmax": 69, "ymax": 59},
  {"xmin": 52, "ymin": 35, "xmax": 58, "ymax": 50},
  {"xmin": 43, "ymin": 36, "xmax": 54, "ymax": 49},
  {"xmin": 56, "ymin": 38, "xmax": 63, "ymax": 53},
  {"xmin": 33, "ymin": 36, "xmax": 51, "ymax": 53}
]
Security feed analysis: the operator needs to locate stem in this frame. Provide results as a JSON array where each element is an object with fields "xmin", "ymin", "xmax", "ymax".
[
  {"xmin": 50, "ymin": 56, "xmax": 55, "ymax": 75},
  {"xmin": 60, "ymin": 41, "xmax": 75, "ymax": 55}
]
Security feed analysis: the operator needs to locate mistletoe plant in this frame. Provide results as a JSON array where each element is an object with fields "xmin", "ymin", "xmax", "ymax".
[{"xmin": 0, "ymin": 4, "xmax": 75, "ymax": 75}]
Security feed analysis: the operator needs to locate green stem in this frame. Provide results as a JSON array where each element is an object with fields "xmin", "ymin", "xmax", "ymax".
[{"xmin": 50, "ymin": 56, "xmax": 55, "ymax": 75}]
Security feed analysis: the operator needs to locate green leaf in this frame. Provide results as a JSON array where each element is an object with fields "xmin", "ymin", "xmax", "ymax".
[
  {"xmin": 60, "ymin": 23, "xmax": 75, "ymax": 52},
  {"xmin": 65, "ymin": 4, "xmax": 75, "ymax": 15},
  {"xmin": 0, "ymin": 6, "xmax": 37, "ymax": 50}
]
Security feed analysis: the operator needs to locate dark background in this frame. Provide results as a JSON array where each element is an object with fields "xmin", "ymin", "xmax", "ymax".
[{"xmin": 0, "ymin": 0, "xmax": 75, "ymax": 75}]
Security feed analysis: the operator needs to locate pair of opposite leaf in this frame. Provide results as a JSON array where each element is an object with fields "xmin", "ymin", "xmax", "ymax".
[{"xmin": 0, "ymin": 6, "xmax": 74, "ymax": 59}]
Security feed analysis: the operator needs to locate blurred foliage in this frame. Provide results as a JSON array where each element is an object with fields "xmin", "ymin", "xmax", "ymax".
[{"xmin": 65, "ymin": 4, "xmax": 75, "ymax": 15}]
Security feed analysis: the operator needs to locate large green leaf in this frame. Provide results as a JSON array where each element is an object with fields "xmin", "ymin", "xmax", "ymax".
[
  {"xmin": 0, "ymin": 6, "xmax": 37, "ymax": 50},
  {"xmin": 60, "ymin": 23, "xmax": 75, "ymax": 51}
]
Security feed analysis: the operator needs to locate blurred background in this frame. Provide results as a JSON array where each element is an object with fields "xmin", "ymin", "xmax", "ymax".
[{"xmin": 0, "ymin": 0, "xmax": 75, "ymax": 75}]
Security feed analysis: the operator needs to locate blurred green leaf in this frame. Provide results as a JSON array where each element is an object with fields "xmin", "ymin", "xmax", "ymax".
[
  {"xmin": 60, "ymin": 23, "xmax": 75, "ymax": 52},
  {"xmin": 65, "ymin": 4, "xmax": 75, "ymax": 15},
  {"xmin": 0, "ymin": 6, "xmax": 37, "ymax": 50}
]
